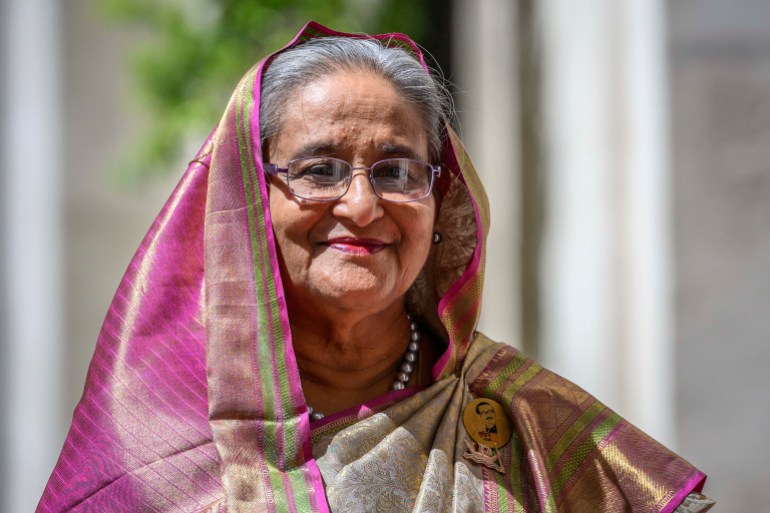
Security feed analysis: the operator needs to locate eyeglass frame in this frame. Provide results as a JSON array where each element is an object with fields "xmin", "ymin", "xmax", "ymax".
[{"xmin": 263, "ymin": 156, "xmax": 442, "ymax": 203}]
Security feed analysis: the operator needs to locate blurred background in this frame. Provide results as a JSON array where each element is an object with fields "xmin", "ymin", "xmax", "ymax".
[{"xmin": 2, "ymin": 0, "xmax": 768, "ymax": 511}]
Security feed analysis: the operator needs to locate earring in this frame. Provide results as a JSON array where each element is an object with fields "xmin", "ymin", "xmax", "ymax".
[{"xmin": 432, "ymin": 231, "xmax": 442, "ymax": 244}]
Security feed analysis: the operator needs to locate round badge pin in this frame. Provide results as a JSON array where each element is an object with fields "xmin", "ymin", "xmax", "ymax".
[{"xmin": 462, "ymin": 398, "xmax": 512, "ymax": 448}]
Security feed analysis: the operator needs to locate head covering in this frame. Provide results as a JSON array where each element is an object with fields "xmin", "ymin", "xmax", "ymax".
[
  {"xmin": 37, "ymin": 21, "xmax": 488, "ymax": 513},
  {"xmin": 38, "ymin": 21, "xmax": 709, "ymax": 513}
]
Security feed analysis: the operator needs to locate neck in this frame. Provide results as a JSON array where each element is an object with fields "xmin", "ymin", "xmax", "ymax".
[{"xmin": 290, "ymin": 304, "xmax": 413, "ymax": 414}]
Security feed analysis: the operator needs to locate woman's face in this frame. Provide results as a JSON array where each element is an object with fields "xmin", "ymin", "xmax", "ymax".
[{"xmin": 267, "ymin": 70, "xmax": 436, "ymax": 317}]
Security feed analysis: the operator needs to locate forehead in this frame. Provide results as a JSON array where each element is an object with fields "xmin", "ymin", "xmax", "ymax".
[{"xmin": 270, "ymin": 71, "xmax": 428, "ymax": 161}]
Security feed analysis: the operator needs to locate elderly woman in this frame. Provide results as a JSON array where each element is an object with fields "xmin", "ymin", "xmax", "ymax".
[{"xmin": 38, "ymin": 22, "xmax": 712, "ymax": 513}]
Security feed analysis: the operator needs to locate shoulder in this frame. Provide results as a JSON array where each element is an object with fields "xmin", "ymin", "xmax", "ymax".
[
  {"xmin": 464, "ymin": 332, "xmax": 594, "ymax": 417},
  {"xmin": 460, "ymin": 332, "xmax": 527, "ymax": 383},
  {"xmin": 464, "ymin": 333, "xmax": 709, "ymax": 513}
]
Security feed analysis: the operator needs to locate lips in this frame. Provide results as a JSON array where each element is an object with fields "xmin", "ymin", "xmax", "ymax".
[{"xmin": 321, "ymin": 237, "xmax": 389, "ymax": 255}]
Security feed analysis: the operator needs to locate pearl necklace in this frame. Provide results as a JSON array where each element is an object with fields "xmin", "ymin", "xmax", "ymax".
[{"xmin": 308, "ymin": 316, "xmax": 421, "ymax": 421}]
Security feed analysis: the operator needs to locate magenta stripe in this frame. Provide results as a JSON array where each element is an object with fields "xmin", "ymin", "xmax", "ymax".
[
  {"xmin": 74, "ymin": 391, "xmax": 209, "ymax": 501},
  {"xmin": 432, "ymin": 350, "xmax": 452, "ymax": 382},
  {"xmin": 436, "ymin": 148, "xmax": 484, "ymax": 317},
  {"xmin": 525, "ymin": 448, "xmax": 552, "ymax": 512},
  {"xmin": 249, "ymin": 36, "xmax": 323, "ymax": 509},
  {"xmin": 435, "ymin": 199, "xmax": 485, "ymax": 377},
  {"xmin": 432, "ymin": 316, "xmax": 457, "ymax": 377},
  {"xmin": 250, "ymin": 43, "xmax": 306, "ymax": 478},
  {"xmin": 97, "ymin": 320, "xmax": 208, "ymax": 413},
  {"xmin": 250, "ymin": 49, "xmax": 301, "ymax": 420},
  {"xmin": 251, "ymin": 27, "xmax": 336, "ymax": 511},
  {"xmin": 249, "ymin": 162, "xmax": 287, "ymax": 469},
  {"xmin": 447, "ymin": 293, "xmax": 481, "ymax": 339},
  {"xmin": 233, "ymin": 88, "xmax": 276, "ymax": 511},
  {"xmin": 64, "ymin": 391, "xmax": 218, "ymax": 498},
  {"xmin": 245, "ymin": 60, "xmax": 286, "ymax": 425},
  {"xmin": 481, "ymin": 466, "xmax": 498, "ymax": 513},
  {"xmin": 87, "ymin": 352, "xmax": 213, "ymax": 471},
  {"xmin": 432, "ymin": 296, "xmax": 478, "ymax": 381},
  {"xmin": 597, "ymin": 419, "xmax": 624, "ymax": 448},
  {"xmin": 304, "ymin": 461, "xmax": 331, "ymax": 513},
  {"xmin": 659, "ymin": 472, "xmax": 707, "ymax": 513},
  {"xmin": 437, "ymin": 220, "xmax": 484, "ymax": 319},
  {"xmin": 280, "ymin": 472, "xmax": 299, "ymax": 513},
  {"xmin": 248, "ymin": 93, "xmax": 294, "ymax": 484},
  {"xmin": 310, "ymin": 386, "xmax": 424, "ymax": 429},
  {"xmin": 550, "ymin": 409, "xmax": 614, "ymax": 483},
  {"xmin": 301, "ymin": 21, "xmax": 430, "ymax": 72}
]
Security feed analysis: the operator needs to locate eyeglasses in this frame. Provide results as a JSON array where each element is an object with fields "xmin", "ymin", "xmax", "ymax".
[{"xmin": 263, "ymin": 157, "xmax": 441, "ymax": 203}]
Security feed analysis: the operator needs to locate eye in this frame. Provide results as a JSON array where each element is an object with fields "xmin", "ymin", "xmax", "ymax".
[
  {"xmin": 301, "ymin": 163, "xmax": 335, "ymax": 177},
  {"xmin": 292, "ymin": 159, "xmax": 344, "ymax": 183},
  {"xmin": 373, "ymin": 161, "xmax": 408, "ymax": 181},
  {"xmin": 380, "ymin": 164, "xmax": 405, "ymax": 178}
]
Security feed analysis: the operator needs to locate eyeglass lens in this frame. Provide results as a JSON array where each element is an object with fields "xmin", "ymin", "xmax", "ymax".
[{"xmin": 286, "ymin": 158, "xmax": 433, "ymax": 202}]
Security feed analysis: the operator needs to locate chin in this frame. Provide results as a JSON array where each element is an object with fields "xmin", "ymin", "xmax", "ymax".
[
  {"xmin": 284, "ymin": 259, "xmax": 418, "ymax": 316},
  {"xmin": 308, "ymin": 276, "xmax": 407, "ymax": 314},
  {"xmin": 315, "ymin": 285, "xmax": 398, "ymax": 312}
]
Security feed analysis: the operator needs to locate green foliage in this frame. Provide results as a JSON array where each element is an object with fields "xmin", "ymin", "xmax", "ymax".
[{"xmin": 96, "ymin": 0, "xmax": 433, "ymax": 181}]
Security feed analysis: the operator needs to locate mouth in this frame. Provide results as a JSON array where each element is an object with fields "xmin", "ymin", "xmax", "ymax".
[{"xmin": 321, "ymin": 237, "xmax": 389, "ymax": 256}]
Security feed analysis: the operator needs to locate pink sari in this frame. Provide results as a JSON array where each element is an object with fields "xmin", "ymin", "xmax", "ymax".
[{"xmin": 37, "ymin": 22, "xmax": 710, "ymax": 513}]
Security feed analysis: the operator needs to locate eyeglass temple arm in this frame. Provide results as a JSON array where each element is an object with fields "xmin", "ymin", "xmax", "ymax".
[{"xmin": 262, "ymin": 163, "xmax": 288, "ymax": 176}]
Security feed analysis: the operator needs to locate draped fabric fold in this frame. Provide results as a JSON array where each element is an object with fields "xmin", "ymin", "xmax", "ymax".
[
  {"xmin": 37, "ymin": 21, "xmax": 709, "ymax": 513},
  {"xmin": 310, "ymin": 335, "xmax": 707, "ymax": 513}
]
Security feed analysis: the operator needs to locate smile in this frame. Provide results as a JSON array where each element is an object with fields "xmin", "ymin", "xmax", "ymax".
[{"xmin": 322, "ymin": 237, "xmax": 389, "ymax": 255}]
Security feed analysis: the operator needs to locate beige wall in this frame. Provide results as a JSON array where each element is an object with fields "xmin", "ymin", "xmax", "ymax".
[
  {"xmin": 671, "ymin": 1, "xmax": 770, "ymax": 510},
  {"xmin": 63, "ymin": 1, "xmax": 179, "ymax": 413}
]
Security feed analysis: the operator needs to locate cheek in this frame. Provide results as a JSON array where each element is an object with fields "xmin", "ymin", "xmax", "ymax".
[{"xmin": 399, "ymin": 204, "xmax": 436, "ymax": 267}]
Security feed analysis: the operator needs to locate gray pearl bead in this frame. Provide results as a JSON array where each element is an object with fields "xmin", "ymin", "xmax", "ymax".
[
  {"xmin": 404, "ymin": 352, "xmax": 417, "ymax": 363},
  {"xmin": 391, "ymin": 382, "xmax": 405, "ymax": 390},
  {"xmin": 400, "ymin": 362, "xmax": 413, "ymax": 373},
  {"xmin": 408, "ymin": 341, "xmax": 419, "ymax": 352}
]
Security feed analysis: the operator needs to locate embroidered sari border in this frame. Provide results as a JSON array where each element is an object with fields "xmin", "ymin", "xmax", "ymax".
[{"xmin": 660, "ymin": 471, "xmax": 707, "ymax": 513}]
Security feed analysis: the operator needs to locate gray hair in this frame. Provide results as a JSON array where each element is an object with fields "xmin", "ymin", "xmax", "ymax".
[{"xmin": 259, "ymin": 36, "xmax": 451, "ymax": 162}]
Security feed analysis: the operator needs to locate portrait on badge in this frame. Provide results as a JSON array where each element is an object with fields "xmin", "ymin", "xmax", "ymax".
[{"xmin": 37, "ymin": 21, "xmax": 714, "ymax": 513}]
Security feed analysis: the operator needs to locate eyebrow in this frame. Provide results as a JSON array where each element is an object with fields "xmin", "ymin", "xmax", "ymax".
[
  {"xmin": 288, "ymin": 141, "xmax": 422, "ymax": 161},
  {"xmin": 290, "ymin": 142, "xmax": 339, "ymax": 160},
  {"xmin": 379, "ymin": 143, "xmax": 421, "ymax": 160}
]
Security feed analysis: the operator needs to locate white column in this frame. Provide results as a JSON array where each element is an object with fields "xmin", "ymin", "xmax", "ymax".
[
  {"xmin": 539, "ymin": 0, "xmax": 674, "ymax": 446},
  {"xmin": 619, "ymin": 0, "xmax": 673, "ymax": 446},
  {"xmin": 539, "ymin": 0, "xmax": 618, "ymax": 408},
  {"xmin": 1, "ymin": 0, "xmax": 64, "ymax": 509},
  {"xmin": 453, "ymin": 0, "xmax": 521, "ymax": 348}
]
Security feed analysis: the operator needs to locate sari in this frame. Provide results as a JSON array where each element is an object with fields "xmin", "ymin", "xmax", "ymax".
[{"xmin": 37, "ymin": 21, "xmax": 712, "ymax": 513}]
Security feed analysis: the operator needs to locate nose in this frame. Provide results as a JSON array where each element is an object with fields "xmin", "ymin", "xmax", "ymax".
[{"xmin": 331, "ymin": 170, "xmax": 383, "ymax": 227}]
